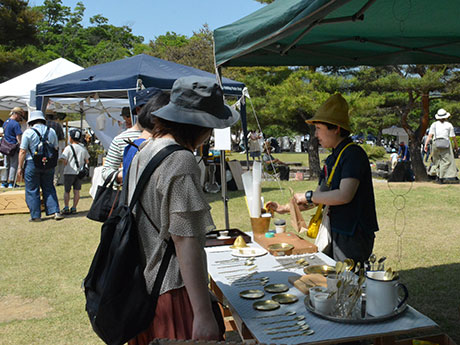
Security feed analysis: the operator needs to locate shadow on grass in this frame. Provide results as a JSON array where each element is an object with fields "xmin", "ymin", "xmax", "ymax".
[{"xmin": 400, "ymin": 263, "xmax": 460, "ymax": 343}]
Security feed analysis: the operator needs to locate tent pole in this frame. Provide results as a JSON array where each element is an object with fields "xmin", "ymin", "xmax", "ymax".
[{"xmin": 217, "ymin": 67, "xmax": 230, "ymax": 230}]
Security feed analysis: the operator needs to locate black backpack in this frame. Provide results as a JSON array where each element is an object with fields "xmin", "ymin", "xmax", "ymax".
[
  {"xmin": 83, "ymin": 144, "xmax": 186, "ymax": 345},
  {"xmin": 30, "ymin": 127, "xmax": 58, "ymax": 170}
]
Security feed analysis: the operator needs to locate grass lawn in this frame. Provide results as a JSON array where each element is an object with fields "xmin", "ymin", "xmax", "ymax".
[{"xmin": 0, "ymin": 154, "xmax": 459, "ymax": 344}]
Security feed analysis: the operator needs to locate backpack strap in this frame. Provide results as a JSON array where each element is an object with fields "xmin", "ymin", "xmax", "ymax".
[
  {"xmin": 128, "ymin": 144, "xmax": 187, "ymax": 211},
  {"xmin": 70, "ymin": 144, "xmax": 80, "ymax": 169},
  {"xmin": 29, "ymin": 127, "xmax": 43, "ymax": 156}
]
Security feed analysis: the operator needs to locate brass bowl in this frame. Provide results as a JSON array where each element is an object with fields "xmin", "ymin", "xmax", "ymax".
[
  {"xmin": 239, "ymin": 289, "xmax": 265, "ymax": 299},
  {"xmin": 267, "ymin": 243, "xmax": 294, "ymax": 256},
  {"xmin": 303, "ymin": 265, "xmax": 336, "ymax": 277}
]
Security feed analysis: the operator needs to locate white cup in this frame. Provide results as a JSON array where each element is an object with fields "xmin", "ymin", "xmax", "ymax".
[
  {"xmin": 365, "ymin": 271, "xmax": 409, "ymax": 317},
  {"xmin": 274, "ymin": 219, "xmax": 286, "ymax": 233},
  {"xmin": 309, "ymin": 286, "xmax": 328, "ymax": 308},
  {"xmin": 313, "ymin": 292, "xmax": 335, "ymax": 315},
  {"xmin": 326, "ymin": 274, "xmax": 340, "ymax": 293}
]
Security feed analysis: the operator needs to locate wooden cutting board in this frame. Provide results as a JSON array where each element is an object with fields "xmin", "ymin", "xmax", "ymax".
[
  {"xmin": 288, "ymin": 274, "xmax": 327, "ymax": 295},
  {"xmin": 254, "ymin": 232, "xmax": 317, "ymax": 255}
]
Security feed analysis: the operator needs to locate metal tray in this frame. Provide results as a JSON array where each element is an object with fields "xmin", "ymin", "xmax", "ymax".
[{"xmin": 304, "ymin": 296, "xmax": 408, "ymax": 324}]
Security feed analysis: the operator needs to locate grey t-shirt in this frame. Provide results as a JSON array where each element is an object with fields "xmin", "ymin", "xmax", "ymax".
[{"xmin": 127, "ymin": 137, "xmax": 215, "ymax": 294}]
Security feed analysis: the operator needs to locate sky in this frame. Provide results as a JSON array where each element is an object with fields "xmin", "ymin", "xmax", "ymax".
[{"xmin": 31, "ymin": 0, "xmax": 265, "ymax": 42}]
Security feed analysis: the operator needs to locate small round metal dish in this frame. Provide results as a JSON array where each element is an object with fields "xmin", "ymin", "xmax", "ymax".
[
  {"xmin": 303, "ymin": 265, "xmax": 336, "ymax": 276},
  {"xmin": 303, "ymin": 296, "xmax": 408, "ymax": 324},
  {"xmin": 272, "ymin": 293, "xmax": 299, "ymax": 304},
  {"xmin": 264, "ymin": 283, "xmax": 289, "ymax": 293},
  {"xmin": 267, "ymin": 243, "xmax": 294, "ymax": 256},
  {"xmin": 239, "ymin": 289, "xmax": 265, "ymax": 299},
  {"xmin": 253, "ymin": 299, "xmax": 280, "ymax": 311}
]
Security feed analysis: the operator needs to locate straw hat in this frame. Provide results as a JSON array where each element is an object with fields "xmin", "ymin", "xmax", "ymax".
[
  {"xmin": 305, "ymin": 93, "xmax": 351, "ymax": 132},
  {"xmin": 435, "ymin": 108, "xmax": 451, "ymax": 120}
]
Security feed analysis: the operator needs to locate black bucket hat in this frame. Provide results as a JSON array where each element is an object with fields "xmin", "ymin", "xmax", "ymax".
[{"xmin": 153, "ymin": 76, "xmax": 240, "ymax": 129}]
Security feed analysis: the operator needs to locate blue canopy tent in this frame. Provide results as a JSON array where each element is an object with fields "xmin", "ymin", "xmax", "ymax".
[{"xmin": 36, "ymin": 54, "xmax": 246, "ymax": 229}]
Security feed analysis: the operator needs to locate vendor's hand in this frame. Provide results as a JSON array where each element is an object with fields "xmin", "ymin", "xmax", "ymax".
[
  {"xmin": 192, "ymin": 313, "xmax": 220, "ymax": 340},
  {"xmin": 294, "ymin": 192, "xmax": 307, "ymax": 205},
  {"xmin": 266, "ymin": 201, "xmax": 290, "ymax": 214}
]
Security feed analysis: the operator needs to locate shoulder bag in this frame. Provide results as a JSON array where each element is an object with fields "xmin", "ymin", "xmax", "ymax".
[
  {"xmin": 307, "ymin": 142, "xmax": 355, "ymax": 239},
  {"xmin": 84, "ymin": 144, "xmax": 186, "ymax": 345},
  {"xmin": 433, "ymin": 124, "xmax": 450, "ymax": 149},
  {"xmin": 70, "ymin": 144, "xmax": 89, "ymax": 179},
  {"xmin": 0, "ymin": 120, "xmax": 19, "ymax": 156}
]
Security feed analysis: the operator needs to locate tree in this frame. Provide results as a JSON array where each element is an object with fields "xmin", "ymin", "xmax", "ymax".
[{"xmin": 147, "ymin": 25, "xmax": 214, "ymax": 72}]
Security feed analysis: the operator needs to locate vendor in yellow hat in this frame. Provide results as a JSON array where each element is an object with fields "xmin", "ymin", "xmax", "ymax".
[{"xmin": 267, "ymin": 94, "xmax": 378, "ymax": 263}]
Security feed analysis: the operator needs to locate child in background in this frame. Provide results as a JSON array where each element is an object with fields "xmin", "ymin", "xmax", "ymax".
[{"xmin": 60, "ymin": 129, "xmax": 90, "ymax": 214}]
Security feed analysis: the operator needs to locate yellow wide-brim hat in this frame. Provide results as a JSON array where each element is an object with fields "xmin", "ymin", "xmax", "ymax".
[{"xmin": 305, "ymin": 93, "xmax": 351, "ymax": 132}]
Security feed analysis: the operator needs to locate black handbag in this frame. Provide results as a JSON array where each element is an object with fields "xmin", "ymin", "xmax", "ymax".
[
  {"xmin": 87, "ymin": 170, "xmax": 120, "ymax": 222},
  {"xmin": 83, "ymin": 144, "xmax": 185, "ymax": 345},
  {"xmin": 70, "ymin": 144, "xmax": 89, "ymax": 179}
]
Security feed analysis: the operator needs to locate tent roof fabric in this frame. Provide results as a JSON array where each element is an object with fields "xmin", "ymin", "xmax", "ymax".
[
  {"xmin": 0, "ymin": 58, "xmax": 82, "ymax": 110},
  {"xmin": 36, "ymin": 54, "xmax": 245, "ymax": 98},
  {"xmin": 214, "ymin": 0, "xmax": 460, "ymax": 67}
]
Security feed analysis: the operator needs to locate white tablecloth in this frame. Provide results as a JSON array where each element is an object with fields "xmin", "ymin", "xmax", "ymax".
[{"xmin": 206, "ymin": 238, "xmax": 438, "ymax": 344}]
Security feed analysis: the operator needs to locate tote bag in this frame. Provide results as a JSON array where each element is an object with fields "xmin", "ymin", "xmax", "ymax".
[{"xmin": 87, "ymin": 171, "xmax": 120, "ymax": 222}]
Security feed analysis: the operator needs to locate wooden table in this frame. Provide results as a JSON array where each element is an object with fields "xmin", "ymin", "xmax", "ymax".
[{"xmin": 206, "ymin": 241, "xmax": 438, "ymax": 344}]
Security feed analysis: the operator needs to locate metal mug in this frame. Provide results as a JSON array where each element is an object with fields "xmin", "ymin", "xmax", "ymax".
[{"xmin": 365, "ymin": 271, "xmax": 409, "ymax": 317}]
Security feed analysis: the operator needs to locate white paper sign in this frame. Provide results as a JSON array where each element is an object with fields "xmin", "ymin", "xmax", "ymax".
[{"xmin": 213, "ymin": 127, "xmax": 231, "ymax": 150}]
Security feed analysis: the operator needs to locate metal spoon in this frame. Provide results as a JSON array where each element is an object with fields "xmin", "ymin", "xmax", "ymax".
[
  {"xmin": 369, "ymin": 253, "xmax": 377, "ymax": 270},
  {"xmin": 266, "ymin": 324, "xmax": 310, "ymax": 335},
  {"xmin": 335, "ymin": 261, "xmax": 344, "ymax": 274},
  {"xmin": 264, "ymin": 320, "xmax": 306, "ymax": 331},
  {"xmin": 344, "ymin": 258, "xmax": 355, "ymax": 271},
  {"xmin": 252, "ymin": 310, "xmax": 296, "ymax": 319},
  {"xmin": 377, "ymin": 256, "xmax": 387, "ymax": 271},
  {"xmin": 383, "ymin": 267, "xmax": 393, "ymax": 280},
  {"xmin": 272, "ymin": 329, "xmax": 315, "ymax": 339},
  {"xmin": 261, "ymin": 315, "xmax": 305, "ymax": 325}
]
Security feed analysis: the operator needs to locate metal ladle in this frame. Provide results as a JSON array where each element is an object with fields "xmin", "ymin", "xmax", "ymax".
[
  {"xmin": 265, "ymin": 320, "xmax": 306, "ymax": 331},
  {"xmin": 252, "ymin": 310, "xmax": 296, "ymax": 319},
  {"xmin": 377, "ymin": 256, "xmax": 387, "ymax": 271},
  {"xmin": 266, "ymin": 324, "xmax": 310, "ymax": 335},
  {"xmin": 261, "ymin": 315, "xmax": 305, "ymax": 325},
  {"xmin": 271, "ymin": 329, "xmax": 315, "ymax": 339}
]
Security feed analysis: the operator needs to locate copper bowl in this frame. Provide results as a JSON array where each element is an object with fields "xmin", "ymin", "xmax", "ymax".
[{"xmin": 267, "ymin": 243, "xmax": 294, "ymax": 256}]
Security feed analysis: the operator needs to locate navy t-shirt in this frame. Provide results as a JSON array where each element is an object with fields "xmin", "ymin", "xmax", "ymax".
[
  {"xmin": 319, "ymin": 137, "xmax": 379, "ymax": 236},
  {"xmin": 3, "ymin": 119, "xmax": 22, "ymax": 144}
]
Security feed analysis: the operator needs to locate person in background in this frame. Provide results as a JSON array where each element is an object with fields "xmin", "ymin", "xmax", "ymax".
[
  {"xmin": 424, "ymin": 108, "xmax": 459, "ymax": 184},
  {"xmin": 421, "ymin": 129, "xmax": 431, "ymax": 163},
  {"xmin": 101, "ymin": 107, "xmax": 141, "ymax": 183},
  {"xmin": 1, "ymin": 107, "xmax": 24, "ymax": 188},
  {"xmin": 101, "ymin": 88, "xmax": 160, "ymax": 184},
  {"xmin": 122, "ymin": 89, "xmax": 169, "ymax": 181},
  {"xmin": 59, "ymin": 129, "xmax": 90, "ymax": 214},
  {"xmin": 248, "ymin": 129, "xmax": 261, "ymax": 160},
  {"xmin": 397, "ymin": 141, "xmax": 410, "ymax": 162},
  {"xmin": 267, "ymin": 94, "xmax": 378, "ymax": 264},
  {"xmin": 262, "ymin": 141, "xmax": 290, "ymax": 180},
  {"xmin": 126, "ymin": 77, "xmax": 239, "ymax": 343},
  {"xmin": 390, "ymin": 148, "xmax": 399, "ymax": 171},
  {"xmin": 17, "ymin": 111, "xmax": 63, "ymax": 221},
  {"xmin": 46, "ymin": 113, "xmax": 66, "ymax": 185}
]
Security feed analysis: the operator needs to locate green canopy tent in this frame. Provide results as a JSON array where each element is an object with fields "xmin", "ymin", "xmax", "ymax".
[{"xmin": 214, "ymin": 0, "xmax": 460, "ymax": 67}]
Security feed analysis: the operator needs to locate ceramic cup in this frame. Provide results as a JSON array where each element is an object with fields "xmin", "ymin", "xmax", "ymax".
[
  {"xmin": 313, "ymin": 292, "xmax": 335, "ymax": 315},
  {"xmin": 309, "ymin": 286, "xmax": 328, "ymax": 308},
  {"xmin": 274, "ymin": 219, "xmax": 286, "ymax": 233},
  {"xmin": 365, "ymin": 271, "xmax": 409, "ymax": 317}
]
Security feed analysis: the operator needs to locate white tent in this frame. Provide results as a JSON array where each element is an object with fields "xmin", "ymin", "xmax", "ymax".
[{"xmin": 0, "ymin": 57, "xmax": 83, "ymax": 112}]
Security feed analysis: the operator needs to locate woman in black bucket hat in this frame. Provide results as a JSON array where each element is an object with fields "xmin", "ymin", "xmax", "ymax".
[{"xmin": 126, "ymin": 76, "xmax": 239, "ymax": 344}]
